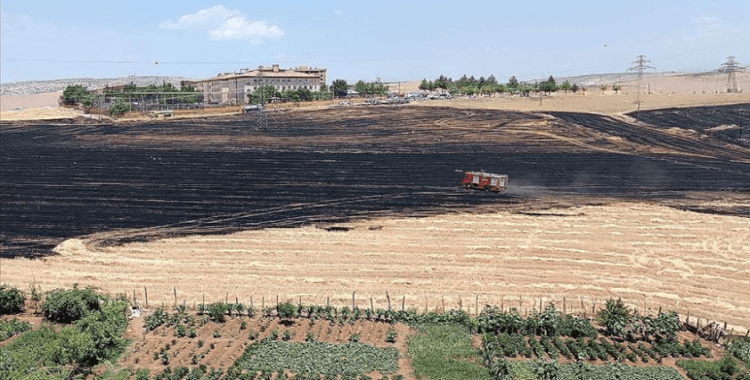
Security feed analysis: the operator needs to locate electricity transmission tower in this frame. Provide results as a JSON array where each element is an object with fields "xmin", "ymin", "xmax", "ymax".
[
  {"xmin": 720, "ymin": 56, "xmax": 740, "ymax": 93},
  {"xmin": 627, "ymin": 55, "xmax": 655, "ymax": 111},
  {"xmin": 256, "ymin": 67, "xmax": 270, "ymax": 129}
]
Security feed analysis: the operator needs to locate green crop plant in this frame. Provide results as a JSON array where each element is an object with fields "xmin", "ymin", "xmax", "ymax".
[
  {"xmin": 0, "ymin": 285, "xmax": 26, "ymax": 315},
  {"xmin": 386, "ymin": 328, "xmax": 397, "ymax": 343}
]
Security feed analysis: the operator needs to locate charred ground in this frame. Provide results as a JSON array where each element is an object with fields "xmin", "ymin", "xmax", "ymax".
[{"xmin": 1, "ymin": 104, "xmax": 748, "ymax": 257}]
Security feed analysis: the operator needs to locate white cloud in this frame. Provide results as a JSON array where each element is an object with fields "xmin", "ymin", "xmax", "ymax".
[
  {"xmin": 689, "ymin": 15, "xmax": 722, "ymax": 40},
  {"xmin": 333, "ymin": 9, "xmax": 343, "ymax": 17},
  {"xmin": 160, "ymin": 5, "xmax": 240, "ymax": 30},
  {"xmin": 209, "ymin": 17, "xmax": 284, "ymax": 41},
  {"xmin": 160, "ymin": 5, "xmax": 283, "ymax": 42}
]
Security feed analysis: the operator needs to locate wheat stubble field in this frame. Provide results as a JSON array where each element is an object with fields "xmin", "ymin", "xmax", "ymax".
[
  {"xmin": 3, "ymin": 201, "xmax": 748, "ymax": 335},
  {"xmin": 1, "ymin": 103, "xmax": 749, "ymax": 334}
]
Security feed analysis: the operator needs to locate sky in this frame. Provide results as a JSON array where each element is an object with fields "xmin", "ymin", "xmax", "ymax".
[{"xmin": 1, "ymin": 0, "xmax": 749, "ymax": 84}]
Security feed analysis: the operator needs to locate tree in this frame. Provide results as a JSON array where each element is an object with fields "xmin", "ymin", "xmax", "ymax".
[
  {"xmin": 559, "ymin": 80, "xmax": 572, "ymax": 93},
  {"xmin": 354, "ymin": 80, "xmax": 368, "ymax": 94},
  {"xmin": 508, "ymin": 76, "xmax": 519, "ymax": 89},
  {"xmin": 486, "ymin": 74, "xmax": 498, "ymax": 85},
  {"xmin": 248, "ymin": 85, "xmax": 278, "ymax": 104},
  {"xmin": 332, "ymin": 79, "xmax": 348, "ymax": 97},
  {"xmin": 419, "ymin": 79, "xmax": 429, "ymax": 91},
  {"xmin": 540, "ymin": 75, "xmax": 557, "ymax": 93}
]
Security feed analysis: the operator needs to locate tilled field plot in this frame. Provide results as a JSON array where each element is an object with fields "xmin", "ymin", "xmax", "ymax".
[{"xmin": 1, "ymin": 105, "xmax": 748, "ymax": 258}]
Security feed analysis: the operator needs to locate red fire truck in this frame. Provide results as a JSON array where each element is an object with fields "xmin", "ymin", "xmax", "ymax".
[{"xmin": 461, "ymin": 171, "xmax": 508, "ymax": 192}]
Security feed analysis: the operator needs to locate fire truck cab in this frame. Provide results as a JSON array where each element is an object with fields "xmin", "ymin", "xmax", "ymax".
[{"xmin": 461, "ymin": 171, "xmax": 508, "ymax": 192}]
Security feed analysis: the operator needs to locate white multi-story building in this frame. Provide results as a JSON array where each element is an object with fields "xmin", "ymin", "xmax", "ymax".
[{"xmin": 185, "ymin": 64, "xmax": 327, "ymax": 104}]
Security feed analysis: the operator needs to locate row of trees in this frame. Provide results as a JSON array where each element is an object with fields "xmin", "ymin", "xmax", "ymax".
[
  {"xmin": 247, "ymin": 86, "xmax": 335, "ymax": 105},
  {"xmin": 420, "ymin": 75, "xmax": 582, "ymax": 96}
]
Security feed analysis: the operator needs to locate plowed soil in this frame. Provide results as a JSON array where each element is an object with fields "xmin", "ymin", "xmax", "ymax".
[{"xmin": 120, "ymin": 316, "xmax": 413, "ymax": 379}]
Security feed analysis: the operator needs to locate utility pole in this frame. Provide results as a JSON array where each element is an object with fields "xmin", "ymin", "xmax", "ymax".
[
  {"xmin": 720, "ymin": 56, "xmax": 740, "ymax": 93},
  {"xmin": 627, "ymin": 55, "xmax": 655, "ymax": 113}
]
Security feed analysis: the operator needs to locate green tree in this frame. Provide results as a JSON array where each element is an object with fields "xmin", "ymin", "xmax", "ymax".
[
  {"xmin": 508, "ymin": 76, "xmax": 519, "ymax": 89},
  {"xmin": 540, "ymin": 75, "xmax": 557, "ymax": 93},
  {"xmin": 559, "ymin": 80, "xmax": 573, "ymax": 92},
  {"xmin": 332, "ymin": 79, "xmax": 348, "ymax": 97},
  {"xmin": 248, "ymin": 85, "xmax": 279, "ymax": 104},
  {"xmin": 419, "ymin": 79, "xmax": 429, "ymax": 90}
]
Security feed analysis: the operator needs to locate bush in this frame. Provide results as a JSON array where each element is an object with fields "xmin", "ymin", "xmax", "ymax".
[
  {"xmin": 277, "ymin": 302, "xmax": 296, "ymax": 320},
  {"xmin": 109, "ymin": 99, "xmax": 131, "ymax": 116},
  {"xmin": 0, "ymin": 318, "xmax": 32, "ymax": 341},
  {"xmin": 42, "ymin": 285, "xmax": 100, "ymax": 323},
  {"xmin": 729, "ymin": 341, "xmax": 750, "ymax": 363},
  {"xmin": 207, "ymin": 302, "xmax": 228, "ymax": 323},
  {"xmin": 0, "ymin": 284, "xmax": 25, "ymax": 314}
]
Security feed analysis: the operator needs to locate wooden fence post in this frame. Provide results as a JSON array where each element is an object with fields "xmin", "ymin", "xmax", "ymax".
[
  {"xmin": 250, "ymin": 296, "xmax": 253, "ymax": 308},
  {"xmin": 352, "ymin": 292, "xmax": 356, "ymax": 310},
  {"xmin": 459, "ymin": 296, "xmax": 463, "ymax": 312},
  {"xmin": 370, "ymin": 298, "xmax": 374, "ymax": 311},
  {"xmin": 174, "ymin": 287, "xmax": 177, "ymax": 307},
  {"xmin": 563, "ymin": 297, "xmax": 566, "ymax": 315},
  {"xmin": 262, "ymin": 296, "xmax": 265, "ymax": 310},
  {"xmin": 386, "ymin": 292, "xmax": 391, "ymax": 310},
  {"xmin": 402, "ymin": 296, "xmax": 405, "ymax": 312},
  {"xmin": 476, "ymin": 295, "xmax": 479, "ymax": 315},
  {"xmin": 276, "ymin": 295, "xmax": 279, "ymax": 307},
  {"xmin": 144, "ymin": 287, "xmax": 148, "ymax": 309},
  {"xmin": 133, "ymin": 290, "xmax": 136, "ymax": 306}
]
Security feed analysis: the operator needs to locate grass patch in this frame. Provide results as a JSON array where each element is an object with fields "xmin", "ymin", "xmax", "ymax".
[{"xmin": 407, "ymin": 324, "xmax": 488, "ymax": 380}]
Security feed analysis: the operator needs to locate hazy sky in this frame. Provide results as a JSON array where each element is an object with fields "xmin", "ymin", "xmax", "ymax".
[{"xmin": 2, "ymin": 0, "xmax": 749, "ymax": 83}]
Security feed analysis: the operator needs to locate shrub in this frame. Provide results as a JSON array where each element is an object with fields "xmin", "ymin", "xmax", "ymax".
[
  {"xmin": 0, "ymin": 285, "xmax": 25, "ymax": 314},
  {"xmin": 277, "ymin": 302, "xmax": 296, "ymax": 320},
  {"xmin": 109, "ymin": 98, "xmax": 131, "ymax": 116},
  {"xmin": 240, "ymin": 321, "xmax": 247, "ymax": 330},
  {"xmin": 728, "ymin": 341, "xmax": 750, "ymax": 363},
  {"xmin": 349, "ymin": 332, "xmax": 360, "ymax": 342},
  {"xmin": 42, "ymin": 285, "xmax": 100, "ymax": 323},
  {"xmin": 207, "ymin": 302, "xmax": 228, "ymax": 323},
  {"xmin": 283, "ymin": 329, "xmax": 292, "ymax": 341},
  {"xmin": 306, "ymin": 331, "xmax": 315, "ymax": 342},
  {"xmin": 135, "ymin": 368, "xmax": 150, "ymax": 380},
  {"xmin": 175, "ymin": 324, "xmax": 186, "ymax": 337},
  {"xmin": 597, "ymin": 298, "xmax": 631, "ymax": 337},
  {"xmin": 0, "ymin": 318, "xmax": 32, "ymax": 341}
]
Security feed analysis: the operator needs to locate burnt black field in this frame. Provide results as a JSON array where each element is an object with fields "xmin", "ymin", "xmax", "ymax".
[{"xmin": 2, "ymin": 104, "xmax": 749, "ymax": 257}]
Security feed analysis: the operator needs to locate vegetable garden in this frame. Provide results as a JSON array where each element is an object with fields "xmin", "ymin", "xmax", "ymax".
[{"xmin": 1, "ymin": 284, "xmax": 749, "ymax": 380}]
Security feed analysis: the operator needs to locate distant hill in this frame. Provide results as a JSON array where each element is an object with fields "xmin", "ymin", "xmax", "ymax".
[{"xmin": 1, "ymin": 75, "xmax": 193, "ymax": 96}]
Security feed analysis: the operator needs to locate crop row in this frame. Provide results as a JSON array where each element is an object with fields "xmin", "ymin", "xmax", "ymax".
[
  {"xmin": 483, "ymin": 333, "xmax": 712, "ymax": 363},
  {"xmin": 146, "ymin": 302, "xmax": 472, "ymax": 331}
]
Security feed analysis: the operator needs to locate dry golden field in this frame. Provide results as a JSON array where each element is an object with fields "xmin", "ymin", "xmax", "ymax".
[{"xmin": 3, "ymin": 202, "xmax": 748, "ymax": 335}]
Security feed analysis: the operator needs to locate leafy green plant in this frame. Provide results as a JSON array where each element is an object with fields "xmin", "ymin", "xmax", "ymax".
[
  {"xmin": 188, "ymin": 328, "xmax": 197, "ymax": 338},
  {"xmin": 240, "ymin": 321, "xmax": 247, "ymax": 330},
  {"xmin": 135, "ymin": 368, "xmax": 150, "ymax": 380},
  {"xmin": 306, "ymin": 331, "xmax": 315, "ymax": 342},
  {"xmin": 0, "ymin": 318, "xmax": 31, "ymax": 341},
  {"xmin": 282, "ymin": 329, "xmax": 293, "ymax": 341},
  {"xmin": 350, "ymin": 332, "xmax": 360, "ymax": 342},
  {"xmin": 42, "ymin": 285, "xmax": 100, "ymax": 323},
  {"xmin": 175, "ymin": 323, "xmax": 186, "ymax": 337},
  {"xmin": 212, "ymin": 328, "xmax": 221, "ymax": 338},
  {"xmin": 386, "ymin": 328, "xmax": 397, "ymax": 343},
  {"xmin": 0, "ymin": 285, "xmax": 25, "ymax": 315},
  {"xmin": 208, "ymin": 302, "xmax": 228, "ymax": 323},
  {"xmin": 269, "ymin": 328, "xmax": 279, "ymax": 341},
  {"xmin": 197, "ymin": 339, "xmax": 204, "ymax": 348},
  {"xmin": 248, "ymin": 329, "xmax": 259, "ymax": 341},
  {"xmin": 234, "ymin": 340, "xmax": 399, "ymax": 376},
  {"xmin": 277, "ymin": 302, "xmax": 297, "ymax": 320},
  {"xmin": 598, "ymin": 298, "xmax": 632, "ymax": 337},
  {"xmin": 146, "ymin": 307, "xmax": 168, "ymax": 330}
]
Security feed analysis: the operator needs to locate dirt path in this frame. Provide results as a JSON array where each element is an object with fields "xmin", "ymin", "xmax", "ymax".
[{"xmin": 3, "ymin": 202, "xmax": 747, "ymax": 335}]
